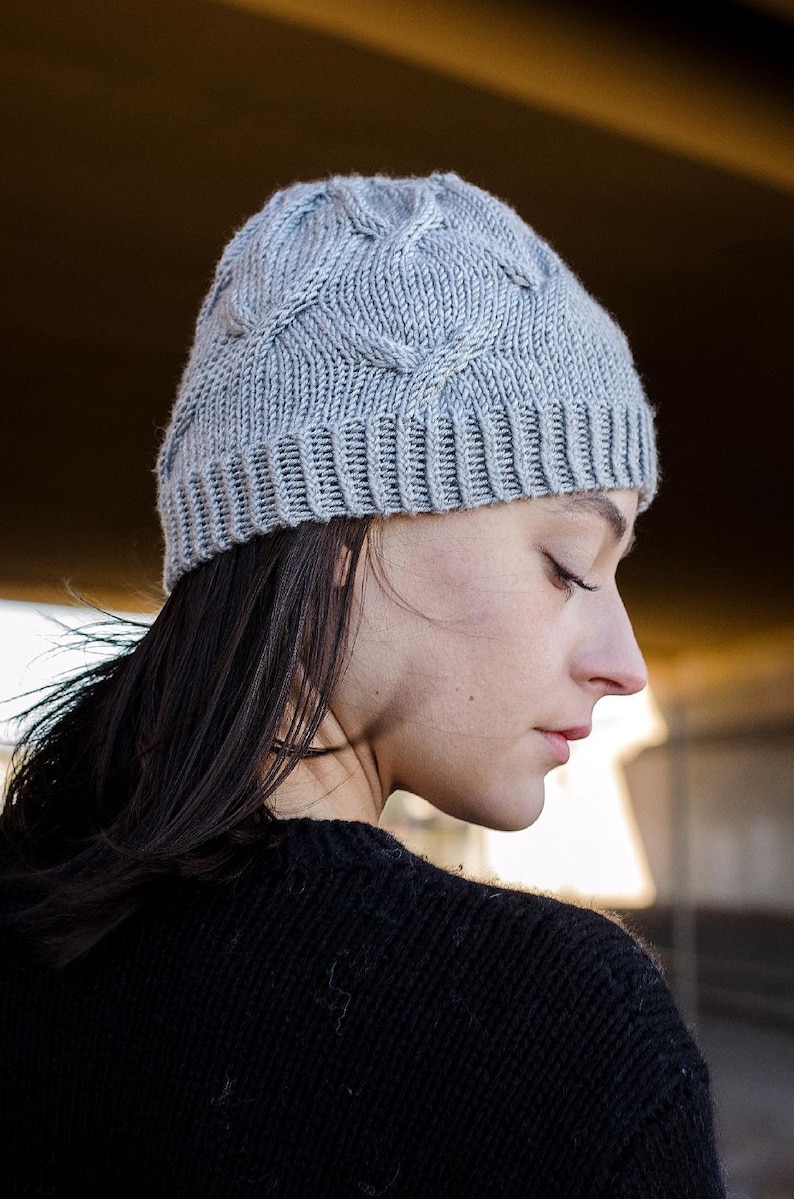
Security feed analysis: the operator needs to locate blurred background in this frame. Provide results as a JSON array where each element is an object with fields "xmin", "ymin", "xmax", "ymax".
[{"xmin": 2, "ymin": 0, "xmax": 793, "ymax": 1193}]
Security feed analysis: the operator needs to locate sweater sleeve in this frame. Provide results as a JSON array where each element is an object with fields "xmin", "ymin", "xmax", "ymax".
[{"xmin": 605, "ymin": 1068, "xmax": 727, "ymax": 1199}]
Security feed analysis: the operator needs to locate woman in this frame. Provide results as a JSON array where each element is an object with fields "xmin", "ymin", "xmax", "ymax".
[{"xmin": 1, "ymin": 173, "xmax": 725, "ymax": 1196}]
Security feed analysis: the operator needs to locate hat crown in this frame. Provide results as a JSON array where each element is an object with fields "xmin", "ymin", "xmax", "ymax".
[{"xmin": 157, "ymin": 173, "xmax": 656, "ymax": 591}]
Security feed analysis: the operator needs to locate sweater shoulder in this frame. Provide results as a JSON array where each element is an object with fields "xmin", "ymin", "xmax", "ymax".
[
  {"xmin": 263, "ymin": 819, "xmax": 693, "ymax": 1054},
  {"xmin": 290, "ymin": 819, "xmax": 664, "ymax": 982},
  {"xmin": 285, "ymin": 823, "xmax": 715, "ymax": 1193}
]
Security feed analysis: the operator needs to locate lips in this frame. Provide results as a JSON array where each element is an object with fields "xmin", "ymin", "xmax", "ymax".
[
  {"xmin": 537, "ymin": 725, "xmax": 592, "ymax": 766},
  {"xmin": 551, "ymin": 726, "xmax": 592, "ymax": 742}
]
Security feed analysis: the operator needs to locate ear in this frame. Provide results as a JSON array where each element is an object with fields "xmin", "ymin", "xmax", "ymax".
[{"xmin": 333, "ymin": 543, "xmax": 353, "ymax": 589}]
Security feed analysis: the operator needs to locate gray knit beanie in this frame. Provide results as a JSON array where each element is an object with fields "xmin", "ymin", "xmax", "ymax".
[{"xmin": 157, "ymin": 172, "xmax": 657, "ymax": 591}]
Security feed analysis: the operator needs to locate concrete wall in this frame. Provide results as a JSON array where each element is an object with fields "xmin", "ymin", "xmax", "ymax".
[{"xmin": 624, "ymin": 632, "xmax": 794, "ymax": 912}]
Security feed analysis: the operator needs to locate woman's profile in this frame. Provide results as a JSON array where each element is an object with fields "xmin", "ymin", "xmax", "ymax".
[{"xmin": 1, "ymin": 173, "xmax": 725, "ymax": 1196}]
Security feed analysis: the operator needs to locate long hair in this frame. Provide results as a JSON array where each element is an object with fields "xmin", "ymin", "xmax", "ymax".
[{"xmin": 0, "ymin": 515, "xmax": 374, "ymax": 969}]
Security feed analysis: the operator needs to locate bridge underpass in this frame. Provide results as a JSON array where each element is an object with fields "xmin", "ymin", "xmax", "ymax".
[{"xmin": 2, "ymin": 2, "xmax": 793, "ymax": 1192}]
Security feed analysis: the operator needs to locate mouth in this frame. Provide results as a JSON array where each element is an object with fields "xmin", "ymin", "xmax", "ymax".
[
  {"xmin": 537, "ymin": 725, "xmax": 592, "ymax": 765},
  {"xmin": 554, "ymin": 726, "xmax": 592, "ymax": 742}
]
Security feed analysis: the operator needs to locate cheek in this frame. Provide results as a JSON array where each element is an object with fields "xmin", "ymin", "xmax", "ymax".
[
  {"xmin": 465, "ymin": 591, "xmax": 557, "ymax": 676},
  {"xmin": 408, "ymin": 596, "xmax": 561, "ymax": 728},
  {"xmin": 346, "ymin": 539, "xmax": 568, "ymax": 741}
]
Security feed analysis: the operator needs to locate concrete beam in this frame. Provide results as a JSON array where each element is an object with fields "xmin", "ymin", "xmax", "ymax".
[{"xmin": 219, "ymin": 0, "xmax": 794, "ymax": 192}]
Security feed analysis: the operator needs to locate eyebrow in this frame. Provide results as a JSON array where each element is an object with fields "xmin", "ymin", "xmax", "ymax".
[{"xmin": 560, "ymin": 493, "xmax": 634, "ymax": 551}]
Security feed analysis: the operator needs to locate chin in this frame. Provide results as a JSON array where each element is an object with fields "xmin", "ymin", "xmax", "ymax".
[{"xmin": 447, "ymin": 777, "xmax": 547, "ymax": 833}]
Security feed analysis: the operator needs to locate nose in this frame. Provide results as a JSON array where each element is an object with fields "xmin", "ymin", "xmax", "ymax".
[{"xmin": 574, "ymin": 591, "xmax": 648, "ymax": 698}]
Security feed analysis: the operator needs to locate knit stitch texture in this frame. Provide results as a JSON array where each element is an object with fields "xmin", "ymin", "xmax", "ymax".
[
  {"xmin": 157, "ymin": 173, "xmax": 657, "ymax": 590},
  {"xmin": 1, "ymin": 820, "xmax": 725, "ymax": 1197}
]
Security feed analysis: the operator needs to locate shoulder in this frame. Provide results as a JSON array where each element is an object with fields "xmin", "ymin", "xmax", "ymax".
[
  {"xmin": 268, "ymin": 818, "xmax": 693, "ymax": 1054},
  {"xmin": 265, "ymin": 817, "xmax": 659, "ymax": 970},
  {"xmin": 273, "ymin": 822, "xmax": 716, "ymax": 1192},
  {"xmin": 369, "ymin": 826, "xmax": 707, "ymax": 1096},
  {"xmin": 307, "ymin": 820, "xmax": 667, "ymax": 991},
  {"xmin": 175, "ymin": 817, "xmax": 703, "ymax": 1101}
]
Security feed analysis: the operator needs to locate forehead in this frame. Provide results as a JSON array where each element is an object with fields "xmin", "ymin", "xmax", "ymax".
[
  {"xmin": 547, "ymin": 491, "xmax": 638, "ymax": 543},
  {"xmin": 372, "ymin": 489, "xmax": 639, "ymax": 560}
]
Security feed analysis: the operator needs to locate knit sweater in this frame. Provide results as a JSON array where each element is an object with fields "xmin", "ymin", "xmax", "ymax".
[{"xmin": 1, "ymin": 819, "xmax": 725, "ymax": 1197}]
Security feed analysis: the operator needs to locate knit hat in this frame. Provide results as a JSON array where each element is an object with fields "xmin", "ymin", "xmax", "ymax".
[{"xmin": 157, "ymin": 172, "xmax": 657, "ymax": 591}]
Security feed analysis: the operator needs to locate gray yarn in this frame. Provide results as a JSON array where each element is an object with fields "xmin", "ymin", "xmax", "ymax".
[{"xmin": 157, "ymin": 172, "xmax": 657, "ymax": 591}]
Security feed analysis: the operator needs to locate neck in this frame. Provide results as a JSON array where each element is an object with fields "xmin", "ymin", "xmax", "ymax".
[{"xmin": 268, "ymin": 709, "xmax": 384, "ymax": 825}]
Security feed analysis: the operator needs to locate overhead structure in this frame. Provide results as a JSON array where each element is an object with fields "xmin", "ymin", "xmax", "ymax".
[
  {"xmin": 226, "ymin": 0, "xmax": 794, "ymax": 192},
  {"xmin": 2, "ymin": 0, "xmax": 793, "ymax": 657}
]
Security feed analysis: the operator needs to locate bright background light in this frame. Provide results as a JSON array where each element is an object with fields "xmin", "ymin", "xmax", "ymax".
[
  {"xmin": 484, "ymin": 689, "xmax": 665, "ymax": 905},
  {"xmin": 0, "ymin": 601, "xmax": 141, "ymax": 739},
  {"xmin": 0, "ymin": 600, "xmax": 151, "ymax": 788}
]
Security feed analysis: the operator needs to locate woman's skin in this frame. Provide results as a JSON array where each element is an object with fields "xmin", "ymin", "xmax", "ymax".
[{"xmin": 271, "ymin": 489, "xmax": 646, "ymax": 830}]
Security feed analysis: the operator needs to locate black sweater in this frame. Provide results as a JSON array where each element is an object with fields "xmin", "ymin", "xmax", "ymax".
[{"xmin": 1, "ymin": 819, "xmax": 725, "ymax": 1197}]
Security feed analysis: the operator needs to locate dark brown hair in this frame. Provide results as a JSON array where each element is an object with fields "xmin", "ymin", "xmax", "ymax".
[{"xmin": 0, "ymin": 516, "xmax": 374, "ymax": 969}]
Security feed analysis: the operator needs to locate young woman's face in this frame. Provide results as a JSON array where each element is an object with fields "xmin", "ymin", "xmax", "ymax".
[{"xmin": 334, "ymin": 490, "xmax": 646, "ymax": 830}]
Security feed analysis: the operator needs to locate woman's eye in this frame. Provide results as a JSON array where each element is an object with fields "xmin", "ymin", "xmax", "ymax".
[{"xmin": 547, "ymin": 556, "xmax": 599, "ymax": 598}]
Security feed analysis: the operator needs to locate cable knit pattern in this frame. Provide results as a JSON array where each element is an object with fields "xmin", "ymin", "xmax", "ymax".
[
  {"xmin": 1, "ymin": 821, "xmax": 725, "ymax": 1197},
  {"xmin": 157, "ymin": 173, "xmax": 657, "ymax": 590}
]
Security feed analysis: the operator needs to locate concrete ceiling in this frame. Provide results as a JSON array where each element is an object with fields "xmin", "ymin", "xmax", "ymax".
[{"xmin": 2, "ymin": 0, "xmax": 793, "ymax": 660}]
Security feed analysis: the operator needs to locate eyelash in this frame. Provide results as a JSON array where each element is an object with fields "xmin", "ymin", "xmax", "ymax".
[{"xmin": 547, "ymin": 557, "xmax": 599, "ymax": 598}]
